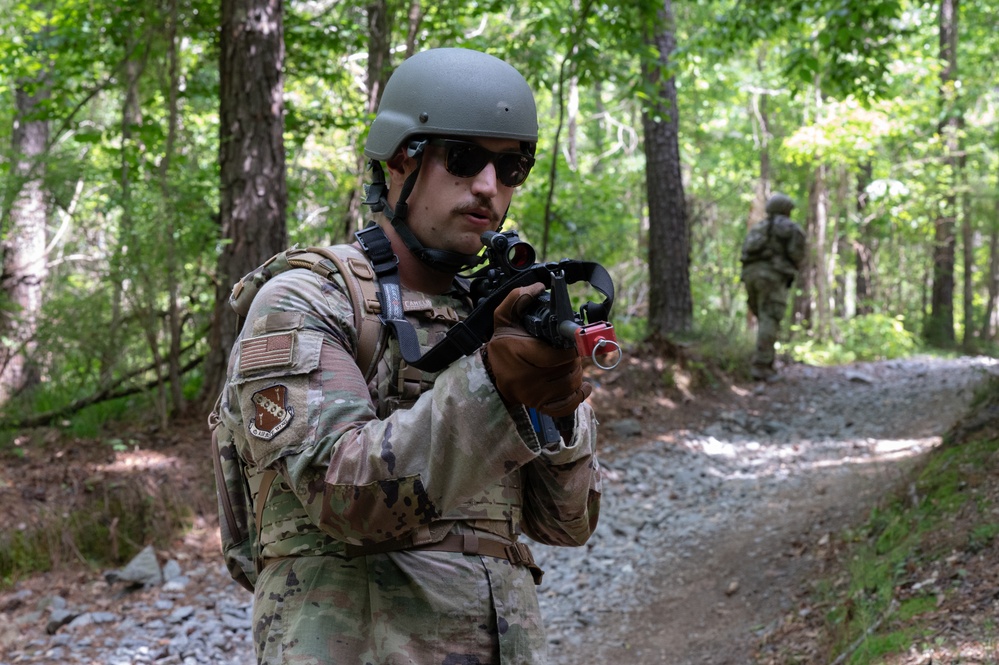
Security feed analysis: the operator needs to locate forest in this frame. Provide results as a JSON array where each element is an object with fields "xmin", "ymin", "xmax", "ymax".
[{"xmin": 1, "ymin": 0, "xmax": 997, "ymax": 430}]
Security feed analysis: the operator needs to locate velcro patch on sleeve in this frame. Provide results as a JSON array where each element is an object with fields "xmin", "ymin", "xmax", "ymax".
[
  {"xmin": 240, "ymin": 332, "xmax": 295, "ymax": 373},
  {"xmin": 249, "ymin": 385, "xmax": 294, "ymax": 440}
]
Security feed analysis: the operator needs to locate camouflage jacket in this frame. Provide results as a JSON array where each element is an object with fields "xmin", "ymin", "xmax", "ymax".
[{"xmin": 218, "ymin": 245, "xmax": 602, "ymax": 663}]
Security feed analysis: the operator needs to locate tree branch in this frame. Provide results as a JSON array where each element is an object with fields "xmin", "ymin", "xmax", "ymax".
[{"xmin": 1, "ymin": 353, "xmax": 204, "ymax": 430}]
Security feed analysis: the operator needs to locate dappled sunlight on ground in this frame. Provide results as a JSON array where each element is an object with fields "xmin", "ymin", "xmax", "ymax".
[
  {"xmin": 883, "ymin": 638, "xmax": 999, "ymax": 664},
  {"xmin": 93, "ymin": 449, "xmax": 185, "ymax": 474},
  {"xmin": 668, "ymin": 430, "xmax": 940, "ymax": 483}
]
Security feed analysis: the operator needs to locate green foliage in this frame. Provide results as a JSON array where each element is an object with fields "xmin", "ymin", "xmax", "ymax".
[
  {"xmin": 1, "ymin": 0, "xmax": 998, "ymax": 427},
  {"xmin": 68, "ymin": 400, "xmax": 144, "ymax": 439},
  {"xmin": 789, "ymin": 315, "xmax": 920, "ymax": 365},
  {"xmin": 847, "ymin": 627, "xmax": 924, "ymax": 664},
  {"xmin": 840, "ymin": 315, "xmax": 920, "ymax": 361},
  {"xmin": 967, "ymin": 523, "xmax": 999, "ymax": 554},
  {"xmin": 707, "ymin": 0, "xmax": 909, "ymax": 102},
  {"xmin": 689, "ymin": 314, "xmax": 756, "ymax": 378},
  {"xmin": 816, "ymin": 436, "xmax": 999, "ymax": 663}
]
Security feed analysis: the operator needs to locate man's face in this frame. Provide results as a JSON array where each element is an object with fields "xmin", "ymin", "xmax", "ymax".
[{"xmin": 400, "ymin": 137, "xmax": 524, "ymax": 257}]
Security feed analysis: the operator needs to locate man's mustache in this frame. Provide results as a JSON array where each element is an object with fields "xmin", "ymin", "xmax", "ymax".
[{"xmin": 452, "ymin": 197, "xmax": 499, "ymax": 224}]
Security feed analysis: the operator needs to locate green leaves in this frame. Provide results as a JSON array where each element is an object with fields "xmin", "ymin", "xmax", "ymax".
[
  {"xmin": 706, "ymin": 0, "xmax": 907, "ymax": 102},
  {"xmin": 1, "ymin": 0, "xmax": 997, "ymax": 421}
]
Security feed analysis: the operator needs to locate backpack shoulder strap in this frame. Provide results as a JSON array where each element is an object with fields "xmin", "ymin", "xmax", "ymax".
[
  {"xmin": 229, "ymin": 245, "xmax": 386, "ymax": 383},
  {"xmin": 302, "ymin": 245, "xmax": 385, "ymax": 383},
  {"xmin": 252, "ymin": 469, "xmax": 278, "ymax": 576}
]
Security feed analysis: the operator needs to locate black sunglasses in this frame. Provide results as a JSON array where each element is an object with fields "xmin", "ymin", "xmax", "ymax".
[{"xmin": 427, "ymin": 138, "xmax": 535, "ymax": 188}]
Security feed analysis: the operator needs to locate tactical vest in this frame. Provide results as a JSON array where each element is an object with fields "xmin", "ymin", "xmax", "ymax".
[{"xmin": 210, "ymin": 242, "xmax": 526, "ymax": 590}]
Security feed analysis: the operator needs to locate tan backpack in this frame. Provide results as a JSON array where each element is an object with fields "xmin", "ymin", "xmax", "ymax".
[{"xmin": 208, "ymin": 244, "xmax": 385, "ymax": 591}]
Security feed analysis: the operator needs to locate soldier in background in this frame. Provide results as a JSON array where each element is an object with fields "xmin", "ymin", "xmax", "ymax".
[{"xmin": 740, "ymin": 193, "xmax": 807, "ymax": 381}]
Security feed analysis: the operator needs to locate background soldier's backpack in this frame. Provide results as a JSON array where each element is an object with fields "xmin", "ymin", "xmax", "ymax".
[
  {"xmin": 208, "ymin": 245, "xmax": 384, "ymax": 592},
  {"xmin": 740, "ymin": 218, "xmax": 774, "ymax": 264}
]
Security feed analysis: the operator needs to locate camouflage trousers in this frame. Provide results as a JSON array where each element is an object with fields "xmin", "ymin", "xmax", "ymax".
[
  {"xmin": 252, "ymin": 549, "xmax": 547, "ymax": 664},
  {"xmin": 742, "ymin": 268, "xmax": 790, "ymax": 373}
]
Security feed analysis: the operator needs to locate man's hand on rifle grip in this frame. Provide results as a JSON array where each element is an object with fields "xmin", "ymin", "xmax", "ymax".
[{"xmin": 482, "ymin": 283, "xmax": 593, "ymax": 419}]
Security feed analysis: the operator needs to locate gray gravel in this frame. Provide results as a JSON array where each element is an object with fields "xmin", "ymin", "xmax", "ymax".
[
  {"xmin": 534, "ymin": 355, "xmax": 998, "ymax": 663},
  {"xmin": 1, "ymin": 355, "xmax": 995, "ymax": 665}
]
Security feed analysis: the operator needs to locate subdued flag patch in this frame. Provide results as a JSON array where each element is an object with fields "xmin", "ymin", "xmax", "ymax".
[
  {"xmin": 249, "ymin": 385, "xmax": 294, "ymax": 440},
  {"xmin": 240, "ymin": 332, "xmax": 295, "ymax": 372}
]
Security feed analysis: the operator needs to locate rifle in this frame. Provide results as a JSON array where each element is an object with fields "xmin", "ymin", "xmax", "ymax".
[
  {"xmin": 358, "ymin": 225, "xmax": 621, "ymax": 443},
  {"xmin": 467, "ymin": 230, "xmax": 622, "ymax": 442}
]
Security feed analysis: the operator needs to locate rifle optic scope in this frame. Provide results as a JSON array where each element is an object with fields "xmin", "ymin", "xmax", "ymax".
[{"xmin": 482, "ymin": 230, "xmax": 536, "ymax": 272}]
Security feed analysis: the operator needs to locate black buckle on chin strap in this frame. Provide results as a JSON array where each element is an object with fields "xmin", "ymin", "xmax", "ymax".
[{"xmin": 355, "ymin": 225, "xmax": 399, "ymax": 277}]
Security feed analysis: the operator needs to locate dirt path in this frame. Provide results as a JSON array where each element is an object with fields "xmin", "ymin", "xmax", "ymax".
[
  {"xmin": 595, "ymin": 450, "xmax": 903, "ymax": 664},
  {"xmin": 555, "ymin": 355, "xmax": 999, "ymax": 665}
]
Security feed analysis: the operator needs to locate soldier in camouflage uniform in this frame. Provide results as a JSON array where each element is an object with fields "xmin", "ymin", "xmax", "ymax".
[
  {"xmin": 217, "ymin": 48, "xmax": 601, "ymax": 664},
  {"xmin": 740, "ymin": 193, "xmax": 807, "ymax": 381}
]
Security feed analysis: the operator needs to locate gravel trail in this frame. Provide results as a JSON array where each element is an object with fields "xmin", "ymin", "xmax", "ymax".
[
  {"xmin": 1, "ymin": 355, "xmax": 995, "ymax": 665},
  {"xmin": 536, "ymin": 355, "xmax": 998, "ymax": 664}
]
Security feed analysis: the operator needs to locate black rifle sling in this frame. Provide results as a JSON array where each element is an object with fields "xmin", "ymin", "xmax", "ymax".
[
  {"xmin": 354, "ymin": 226, "xmax": 615, "ymax": 375},
  {"xmin": 402, "ymin": 260, "xmax": 614, "ymax": 374},
  {"xmin": 354, "ymin": 225, "xmax": 426, "ymax": 366}
]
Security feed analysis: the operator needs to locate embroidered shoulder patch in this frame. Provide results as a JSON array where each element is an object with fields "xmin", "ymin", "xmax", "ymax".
[
  {"xmin": 249, "ymin": 385, "xmax": 294, "ymax": 440},
  {"xmin": 240, "ymin": 332, "xmax": 295, "ymax": 373}
]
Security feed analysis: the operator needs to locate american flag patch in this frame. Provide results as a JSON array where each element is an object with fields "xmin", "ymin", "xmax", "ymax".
[{"xmin": 240, "ymin": 332, "xmax": 295, "ymax": 372}]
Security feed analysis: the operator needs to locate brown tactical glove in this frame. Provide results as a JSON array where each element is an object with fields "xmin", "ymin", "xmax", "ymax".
[{"xmin": 483, "ymin": 283, "xmax": 593, "ymax": 418}]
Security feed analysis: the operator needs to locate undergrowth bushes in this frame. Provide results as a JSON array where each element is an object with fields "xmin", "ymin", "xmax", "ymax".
[
  {"xmin": 0, "ymin": 473, "xmax": 197, "ymax": 584},
  {"xmin": 0, "ymin": 418, "xmax": 215, "ymax": 588},
  {"xmin": 789, "ymin": 314, "xmax": 920, "ymax": 366}
]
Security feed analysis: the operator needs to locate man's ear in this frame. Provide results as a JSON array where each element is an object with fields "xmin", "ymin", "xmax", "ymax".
[{"xmin": 385, "ymin": 148, "xmax": 409, "ymax": 177}]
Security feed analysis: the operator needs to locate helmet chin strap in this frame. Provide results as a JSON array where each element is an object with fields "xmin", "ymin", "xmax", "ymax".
[{"xmin": 363, "ymin": 154, "xmax": 485, "ymax": 275}]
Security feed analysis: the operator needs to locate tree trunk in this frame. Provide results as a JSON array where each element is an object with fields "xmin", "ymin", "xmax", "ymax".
[
  {"xmin": 592, "ymin": 81, "xmax": 606, "ymax": 175},
  {"xmin": 1, "ymin": 78, "xmax": 49, "ymax": 404},
  {"xmin": 643, "ymin": 0, "xmax": 692, "ymax": 340},
  {"xmin": 747, "ymin": 56, "xmax": 771, "ymax": 329},
  {"xmin": 980, "ymin": 186, "xmax": 999, "ymax": 341},
  {"xmin": 854, "ymin": 161, "xmax": 875, "ymax": 315},
  {"xmin": 981, "ymin": 223, "xmax": 999, "ymax": 342},
  {"xmin": 926, "ymin": 0, "xmax": 959, "ymax": 347},
  {"xmin": 749, "ymin": 46, "xmax": 771, "ymax": 226},
  {"xmin": 833, "ymin": 168, "xmax": 850, "ymax": 319},
  {"xmin": 404, "ymin": 0, "xmax": 422, "ymax": 58},
  {"xmin": 366, "ymin": 0, "xmax": 391, "ymax": 117},
  {"xmin": 103, "ymin": 43, "xmax": 147, "ymax": 392},
  {"xmin": 961, "ymin": 186, "xmax": 973, "ymax": 349},
  {"xmin": 792, "ymin": 174, "xmax": 816, "ymax": 329},
  {"xmin": 162, "ymin": 0, "xmax": 185, "ymax": 418},
  {"xmin": 812, "ymin": 164, "xmax": 831, "ymax": 340},
  {"xmin": 339, "ymin": 0, "xmax": 394, "ymax": 242},
  {"xmin": 567, "ymin": 75, "xmax": 579, "ymax": 171},
  {"xmin": 204, "ymin": 0, "xmax": 289, "ymax": 405}
]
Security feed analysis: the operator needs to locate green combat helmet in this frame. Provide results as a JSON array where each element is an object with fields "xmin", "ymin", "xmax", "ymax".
[
  {"xmin": 362, "ymin": 48, "xmax": 539, "ymax": 274},
  {"xmin": 766, "ymin": 193, "xmax": 796, "ymax": 216},
  {"xmin": 365, "ymin": 48, "xmax": 538, "ymax": 161}
]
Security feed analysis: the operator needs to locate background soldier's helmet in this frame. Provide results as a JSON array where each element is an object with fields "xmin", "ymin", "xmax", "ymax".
[
  {"xmin": 364, "ymin": 48, "xmax": 539, "ymax": 160},
  {"xmin": 766, "ymin": 193, "xmax": 796, "ymax": 215}
]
